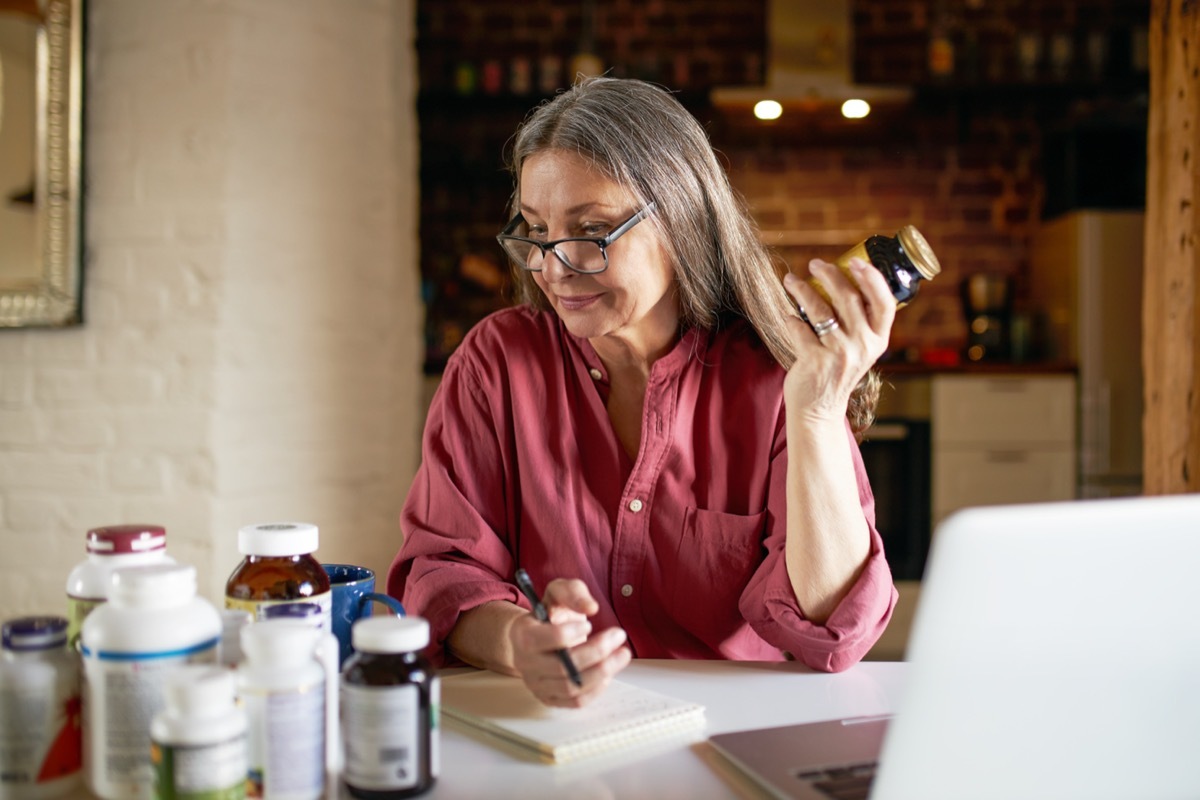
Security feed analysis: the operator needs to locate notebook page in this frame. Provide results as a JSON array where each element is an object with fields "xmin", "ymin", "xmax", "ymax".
[{"xmin": 441, "ymin": 670, "xmax": 707, "ymax": 764}]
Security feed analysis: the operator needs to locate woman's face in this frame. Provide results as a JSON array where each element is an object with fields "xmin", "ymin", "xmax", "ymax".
[{"xmin": 518, "ymin": 149, "xmax": 679, "ymax": 360}]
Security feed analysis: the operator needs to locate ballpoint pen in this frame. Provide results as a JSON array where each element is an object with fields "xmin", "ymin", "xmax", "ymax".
[{"xmin": 514, "ymin": 568, "xmax": 584, "ymax": 688}]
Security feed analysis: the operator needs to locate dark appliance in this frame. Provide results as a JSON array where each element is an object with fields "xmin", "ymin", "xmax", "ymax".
[
  {"xmin": 961, "ymin": 273, "xmax": 1013, "ymax": 362},
  {"xmin": 859, "ymin": 417, "xmax": 932, "ymax": 581}
]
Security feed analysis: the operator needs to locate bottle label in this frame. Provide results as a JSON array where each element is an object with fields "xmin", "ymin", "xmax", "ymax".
[
  {"xmin": 151, "ymin": 733, "xmax": 246, "ymax": 800},
  {"xmin": 225, "ymin": 591, "xmax": 332, "ymax": 630},
  {"xmin": 82, "ymin": 643, "xmax": 218, "ymax": 798},
  {"xmin": 65, "ymin": 594, "xmax": 104, "ymax": 648},
  {"xmin": 241, "ymin": 683, "xmax": 325, "ymax": 799},
  {"xmin": 342, "ymin": 682, "xmax": 425, "ymax": 791},
  {"xmin": 0, "ymin": 661, "xmax": 83, "ymax": 789}
]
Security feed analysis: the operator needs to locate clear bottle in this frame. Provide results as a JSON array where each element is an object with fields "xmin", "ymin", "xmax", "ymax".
[
  {"xmin": 0, "ymin": 616, "xmax": 82, "ymax": 799},
  {"xmin": 80, "ymin": 564, "xmax": 222, "ymax": 800},
  {"xmin": 340, "ymin": 617, "xmax": 439, "ymax": 799},
  {"xmin": 217, "ymin": 609, "xmax": 253, "ymax": 669},
  {"xmin": 64, "ymin": 524, "xmax": 174, "ymax": 646},
  {"xmin": 238, "ymin": 620, "xmax": 336, "ymax": 800},
  {"xmin": 150, "ymin": 665, "xmax": 247, "ymax": 800},
  {"xmin": 225, "ymin": 523, "xmax": 331, "ymax": 629}
]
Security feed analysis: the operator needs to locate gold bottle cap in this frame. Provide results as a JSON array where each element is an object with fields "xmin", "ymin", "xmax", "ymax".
[{"xmin": 897, "ymin": 225, "xmax": 941, "ymax": 280}]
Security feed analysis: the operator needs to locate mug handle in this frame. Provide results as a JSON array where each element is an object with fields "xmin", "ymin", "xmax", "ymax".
[{"xmin": 359, "ymin": 591, "xmax": 405, "ymax": 617}]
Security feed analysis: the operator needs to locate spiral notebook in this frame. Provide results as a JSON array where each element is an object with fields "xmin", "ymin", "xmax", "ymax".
[{"xmin": 441, "ymin": 670, "xmax": 707, "ymax": 764}]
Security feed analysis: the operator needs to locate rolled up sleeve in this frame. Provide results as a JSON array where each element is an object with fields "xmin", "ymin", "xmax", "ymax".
[
  {"xmin": 740, "ymin": 421, "xmax": 898, "ymax": 672},
  {"xmin": 386, "ymin": 357, "xmax": 519, "ymax": 666}
]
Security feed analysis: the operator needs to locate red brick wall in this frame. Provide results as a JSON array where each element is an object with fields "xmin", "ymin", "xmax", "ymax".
[
  {"xmin": 723, "ymin": 125, "xmax": 1043, "ymax": 354},
  {"xmin": 417, "ymin": 0, "xmax": 1148, "ymax": 369}
]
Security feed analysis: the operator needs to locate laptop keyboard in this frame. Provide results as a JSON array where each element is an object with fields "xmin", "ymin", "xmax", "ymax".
[{"xmin": 795, "ymin": 761, "xmax": 878, "ymax": 800}]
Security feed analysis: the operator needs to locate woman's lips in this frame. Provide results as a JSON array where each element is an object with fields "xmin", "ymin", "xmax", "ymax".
[{"xmin": 555, "ymin": 293, "xmax": 602, "ymax": 311}]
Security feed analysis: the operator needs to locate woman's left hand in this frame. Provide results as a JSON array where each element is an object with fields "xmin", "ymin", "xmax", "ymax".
[{"xmin": 781, "ymin": 257, "xmax": 896, "ymax": 424}]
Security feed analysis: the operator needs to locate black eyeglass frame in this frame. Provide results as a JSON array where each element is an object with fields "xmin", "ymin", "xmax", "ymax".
[{"xmin": 496, "ymin": 202, "xmax": 658, "ymax": 275}]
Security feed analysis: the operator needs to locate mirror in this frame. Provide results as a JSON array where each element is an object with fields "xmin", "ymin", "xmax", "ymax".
[{"xmin": 0, "ymin": 0, "xmax": 83, "ymax": 327}]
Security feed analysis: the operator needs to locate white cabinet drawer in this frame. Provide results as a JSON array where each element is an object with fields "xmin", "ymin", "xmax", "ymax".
[
  {"xmin": 932, "ymin": 375, "xmax": 1076, "ymax": 446},
  {"xmin": 932, "ymin": 448, "xmax": 1076, "ymax": 525}
]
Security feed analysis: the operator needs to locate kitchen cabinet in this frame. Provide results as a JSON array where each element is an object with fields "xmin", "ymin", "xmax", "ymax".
[
  {"xmin": 866, "ymin": 369, "xmax": 1077, "ymax": 661},
  {"xmin": 931, "ymin": 373, "xmax": 1077, "ymax": 528}
]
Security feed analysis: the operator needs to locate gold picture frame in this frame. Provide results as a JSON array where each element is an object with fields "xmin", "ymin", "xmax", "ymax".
[{"xmin": 0, "ymin": 0, "xmax": 83, "ymax": 327}]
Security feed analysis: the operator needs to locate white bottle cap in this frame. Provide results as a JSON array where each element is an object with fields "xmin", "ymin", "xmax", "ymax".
[
  {"xmin": 110, "ymin": 563, "xmax": 197, "ymax": 607},
  {"xmin": 240, "ymin": 618, "xmax": 321, "ymax": 665},
  {"xmin": 237, "ymin": 522, "xmax": 319, "ymax": 556},
  {"xmin": 165, "ymin": 665, "xmax": 237, "ymax": 717},
  {"xmin": 351, "ymin": 616, "xmax": 429, "ymax": 654}
]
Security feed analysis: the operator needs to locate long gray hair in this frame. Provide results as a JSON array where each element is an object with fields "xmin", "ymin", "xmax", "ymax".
[{"xmin": 504, "ymin": 77, "xmax": 878, "ymax": 433}]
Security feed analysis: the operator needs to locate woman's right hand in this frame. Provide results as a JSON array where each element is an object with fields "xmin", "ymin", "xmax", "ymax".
[{"xmin": 508, "ymin": 578, "xmax": 632, "ymax": 708}]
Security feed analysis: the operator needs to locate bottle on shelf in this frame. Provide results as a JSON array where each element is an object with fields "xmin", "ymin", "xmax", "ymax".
[{"xmin": 927, "ymin": 1, "xmax": 957, "ymax": 82}]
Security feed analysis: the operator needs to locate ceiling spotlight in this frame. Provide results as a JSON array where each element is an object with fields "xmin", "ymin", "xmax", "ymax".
[
  {"xmin": 841, "ymin": 98, "xmax": 871, "ymax": 119},
  {"xmin": 754, "ymin": 100, "xmax": 783, "ymax": 121}
]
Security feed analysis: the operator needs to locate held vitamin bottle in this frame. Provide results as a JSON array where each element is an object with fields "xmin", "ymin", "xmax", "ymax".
[
  {"xmin": 80, "ymin": 564, "xmax": 222, "ymax": 800},
  {"xmin": 810, "ymin": 225, "xmax": 942, "ymax": 308},
  {"xmin": 64, "ymin": 524, "xmax": 174, "ymax": 646},
  {"xmin": 150, "ymin": 665, "xmax": 247, "ymax": 800},
  {"xmin": 341, "ymin": 616, "xmax": 439, "ymax": 799},
  {"xmin": 0, "ymin": 616, "xmax": 82, "ymax": 799},
  {"xmin": 225, "ymin": 522, "xmax": 331, "ymax": 628}
]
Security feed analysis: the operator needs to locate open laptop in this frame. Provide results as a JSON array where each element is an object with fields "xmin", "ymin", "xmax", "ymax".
[{"xmin": 709, "ymin": 493, "xmax": 1200, "ymax": 800}]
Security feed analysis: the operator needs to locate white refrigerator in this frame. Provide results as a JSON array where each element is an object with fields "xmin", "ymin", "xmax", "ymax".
[{"xmin": 1030, "ymin": 209, "xmax": 1144, "ymax": 498}]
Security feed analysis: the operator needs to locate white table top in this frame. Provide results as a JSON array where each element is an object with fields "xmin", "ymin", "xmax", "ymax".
[{"xmin": 422, "ymin": 659, "xmax": 907, "ymax": 800}]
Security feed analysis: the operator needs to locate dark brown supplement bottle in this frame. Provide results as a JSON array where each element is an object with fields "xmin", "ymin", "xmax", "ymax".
[
  {"xmin": 812, "ymin": 225, "xmax": 942, "ymax": 308},
  {"xmin": 341, "ymin": 616, "xmax": 438, "ymax": 798},
  {"xmin": 224, "ymin": 522, "xmax": 331, "ymax": 625}
]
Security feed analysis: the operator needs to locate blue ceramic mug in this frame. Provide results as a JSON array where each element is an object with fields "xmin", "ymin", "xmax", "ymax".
[{"xmin": 322, "ymin": 563, "xmax": 405, "ymax": 666}]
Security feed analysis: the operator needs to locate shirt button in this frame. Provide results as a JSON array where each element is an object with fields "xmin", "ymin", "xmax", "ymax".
[
  {"xmin": 621, "ymin": 584, "xmax": 634, "ymax": 597},
  {"xmin": 589, "ymin": 368, "xmax": 602, "ymax": 380},
  {"xmin": 628, "ymin": 498, "xmax": 643, "ymax": 513}
]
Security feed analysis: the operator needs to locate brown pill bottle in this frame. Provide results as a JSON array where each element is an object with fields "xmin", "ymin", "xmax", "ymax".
[
  {"xmin": 812, "ymin": 225, "xmax": 942, "ymax": 307},
  {"xmin": 341, "ymin": 616, "xmax": 439, "ymax": 798},
  {"xmin": 224, "ymin": 522, "xmax": 331, "ymax": 626}
]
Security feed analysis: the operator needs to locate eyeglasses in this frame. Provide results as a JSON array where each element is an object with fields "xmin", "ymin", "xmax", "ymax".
[{"xmin": 496, "ymin": 202, "xmax": 657, "ymax": 275}]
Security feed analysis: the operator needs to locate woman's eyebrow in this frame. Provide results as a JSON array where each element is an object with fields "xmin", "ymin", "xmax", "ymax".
[{"xmin": 518, "ymin": 201, "xmax": 622, "ymax": 218}]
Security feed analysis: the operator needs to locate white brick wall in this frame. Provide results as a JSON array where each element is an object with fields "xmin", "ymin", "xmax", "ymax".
[{"xmin": 0, "ymin": 0, "xmax": 422, "ymax": 618}]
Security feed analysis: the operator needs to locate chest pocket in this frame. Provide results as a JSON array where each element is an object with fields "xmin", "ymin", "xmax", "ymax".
[{"xmin": 664, "ymin": 507, "xmax": 767, "ymax": 636}]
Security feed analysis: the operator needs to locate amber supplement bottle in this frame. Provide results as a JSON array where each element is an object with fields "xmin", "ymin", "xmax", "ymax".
[
  {"xmin": 224, "ymin": 522, "xmax": 331, "ymax": 626},
  {"xmin": 341, "ymin": 616, "xmax": 439, "ymax": 799},
  {"xmin": 812, "ymin": 225, "xmax": 941, "ymax": 308}
]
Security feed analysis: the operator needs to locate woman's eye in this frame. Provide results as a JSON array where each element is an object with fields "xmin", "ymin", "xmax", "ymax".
[
  {"xmin": 580, "ymin": 223, "xmax": 609, "ymax": 236},
  {"xmin": 527, "ymin": 226, "xmax": 548, "ymax": 240}
]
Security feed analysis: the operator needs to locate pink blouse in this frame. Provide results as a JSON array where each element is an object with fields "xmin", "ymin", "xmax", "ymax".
[{"xmin": 388, "ymin": 306, "xmax": 896, "ymax": 672}]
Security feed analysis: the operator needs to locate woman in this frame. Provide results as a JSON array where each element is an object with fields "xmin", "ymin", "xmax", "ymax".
[{"xmin": 389, "ymin": 77, "xmax": 897, "ymax": 708}]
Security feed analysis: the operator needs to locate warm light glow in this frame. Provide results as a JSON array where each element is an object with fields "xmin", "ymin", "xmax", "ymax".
[
  {"xmin": 841, "ymin": 98, "xmax": 871, "ymax": 119},
  {"xmin": 754, "ymin": 100, "xmax": 783, "ymax": 121}
]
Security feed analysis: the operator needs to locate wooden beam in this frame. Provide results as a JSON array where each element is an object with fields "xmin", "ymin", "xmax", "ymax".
[{"xmin": 1144, "ymin": 0, "xmax": 1200, "ymax": 493}]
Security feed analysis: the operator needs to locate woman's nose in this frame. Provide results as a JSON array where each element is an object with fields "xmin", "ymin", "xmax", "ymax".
[{"xmin": 539, "ymin": 248, "xmax": 573, "ymax": 280}]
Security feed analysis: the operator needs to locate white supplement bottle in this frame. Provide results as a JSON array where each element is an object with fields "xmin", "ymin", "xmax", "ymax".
[
  {"xmin": 261, "ymin": 601, "xmax": 342, "ymax": 780},
  {"xmin": 80, "ymin": 563, "xmax": 221, "ymax": 800},
  {"xmin": 65, "ymin": 524, "xmax": 174, "ymax": 646},
  {"xmin": 0, "ymin": 616, "xmax": 82, "ymax": 799},
  {"xmin": 217, "ymin": 609, "xmax": 253, "ymax": 669},
  {"xmin": 150, "ymin": 665, "xmax": 247, "ymax": 800},
  {"xmin": 238, "ymin": 620, "xmax": 334, "ymax": 800}
]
